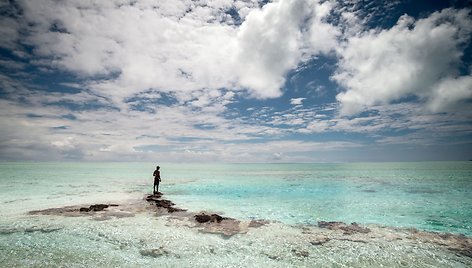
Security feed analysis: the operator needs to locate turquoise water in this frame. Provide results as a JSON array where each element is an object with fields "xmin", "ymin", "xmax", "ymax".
[
  {"xmin": 1, "ymin": 162, "xmax": 471, "ymax": 235},
  {"xmin": 167, "ymin": 162, "xmax": 472, "ymax": 235},
  {"xmin": 0, "ymin": 162, "xmax": 471, "ymax": 267}
]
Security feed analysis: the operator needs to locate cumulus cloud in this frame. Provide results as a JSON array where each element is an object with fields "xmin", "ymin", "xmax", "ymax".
[
  {"xmin": 235, "ymin": 0, "xmax": 339, "ymax": 98},
  {"xmin": 290, "ymin": 97, "xmax": 305, "ymax": 105},
  {"xmin": 428, "ymin": 74, "xmax": 472, "ymax": 112},
  {"xmin": 334, "ymin": 8, "xmax": 472, "ymax": 115},
  {"xmin": 2, "ymin": 1, "xmax": 472, "ymax": 162},
  {"xmin": 13, "ymin": 0, "xmax": 339, "ymax": 104}
]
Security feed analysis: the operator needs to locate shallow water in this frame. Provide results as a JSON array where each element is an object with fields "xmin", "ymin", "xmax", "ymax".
[{"xmin": 0, "ymin": 162, "xmax": 471, "ymax": 267}]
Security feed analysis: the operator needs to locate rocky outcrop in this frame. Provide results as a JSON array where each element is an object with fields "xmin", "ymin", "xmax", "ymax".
[
  {"xmin": 403, "ymin": 229, "xmax": 472, "ymax": 258},
  {"xmin": 139, "ymin": 247, "xmax": 170, "ymax": 258},
  {"xmin": 28, "ymin": 203, "xmax": 134, "ymax": 219},
  {"xmin": 79, "ymin": 204, "xmax": 119, "ymax": 212},
  {"xmin": 194, "ymin": 213, "xmax": 229, "ymax": 223},
  {"xmin": 145, "ymin": 193, "xmax": 187, "ymax": 213},
  {"xmin": 318, "ymin": 221, "xmax": 371, "ymax": 235},
  {"xmin": 29, "ymin": 204, "xmax": 119, "ymax": 215}
]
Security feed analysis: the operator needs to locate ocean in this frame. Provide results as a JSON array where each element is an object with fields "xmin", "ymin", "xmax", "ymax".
[{"xmin": 0, "ymin": 162, "xmax": 471, "ymax": 267}]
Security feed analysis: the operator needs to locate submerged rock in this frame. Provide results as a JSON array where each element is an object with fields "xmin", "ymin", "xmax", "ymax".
[
  {"xmin": 404, "ymin": 229, "xmax": 472, "ymax": 258},
  {"xmin": 29, "ymin": 203, "xmax": 124, "ymax": 219},
  {"xmin": 310, "ymin": 235, "xmax": 331, "ymax": 246},
  {"xmin": 79, "ymin": 204, "xmax": 118, "ymax": 212},
  {"xmin": 318, "ymin": 221, "xmax": 371, "ymax": 235},
  {"xmin": 29, "ymin": 206, "xmax": 79, "ymax": 215},
  {"xmin": 292, "ymin": 249, "xmax": 309, "ymax": 258},
  {"xmin": 248, "ymin": 220, "xmax": 269, "ymax": 228},
  {"xmin": 139, "ymin": 247, "xmax": 169, "ymax": 258}
]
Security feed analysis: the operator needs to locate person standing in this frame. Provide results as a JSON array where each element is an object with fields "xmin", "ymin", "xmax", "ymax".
[{"xmin": 153, "ymin": 166, "xmax": 161, "ymax": 194}]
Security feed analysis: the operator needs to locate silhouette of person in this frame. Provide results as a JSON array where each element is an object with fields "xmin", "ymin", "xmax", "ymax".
[{"xmin": 153, "ymin": 166, "xmax": 161, "ymax": 194}]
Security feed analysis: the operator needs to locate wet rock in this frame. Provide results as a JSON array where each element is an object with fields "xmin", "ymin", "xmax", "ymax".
[
  {"xmin": 79, "ymin": 204, "xmax": 115, "ymax": 212},
  {"xmin": 318, "ymin": 221, "xmax": 344, "ymax": 229},
  {"xmin": 336, "ymin": 238, "xmax": 368, "ymax": 243},
  {"xmin": 194, "ymin": 213, "xmax": 228, "ymax": 223},
  {"xmin": 140, "ymin": 247, "xmax": 169, "ymax": 258},
  {"xmin": 29, "ymin": 206, "xmax": 79, "ymax": 215},
  {"xmin": 155, "ymin": 199, "xmax": 175, "ymax": 208},
  {"xmin": 405, "ymin": 229, "xmax": 472, "ymax": 258},
  {"xmin": 194, "ymin": 213, "xmax": 212, "ymax": 223},
  {"xmin": 90, "ymin": 204, "xmax": 110, "ymax": 211},
  {"xmin": 167, "ymin": 207, "xmax": 186, "ymax": 213},
  {"xmin": 198, "ymin": 220, "xmax": 244, "ymax": 238},
  {"xmin": 24, "ymin": 227, "xmax": 63, "ymax": 233},
  {"xmin": 146, "ymin": 193, "xmax": 163, "ymax": 202},
  {"xmin": 292, "ymin": 249, "xmax": 309, "ymax": 258},
  {"xmin": 310, "ymin": 236, "xmax": 331, "ymax": 246},
  {"xmin": 145, "ymin": 194, "xmax": 186, "ymax": 213},
  {"xmin": 318, "ymin": 221, "xmax": 370, "ymax": 235},
  {"xmin": 341, "ymin": 222, "xmax": 371, "ymax": 235},
  {"xmin": 248, "ymin": 220, "xmax": 269, "ymax": 228},
  {"xmin": 194, "ymin": 213, "xmax": 246, "ymax": 237}
]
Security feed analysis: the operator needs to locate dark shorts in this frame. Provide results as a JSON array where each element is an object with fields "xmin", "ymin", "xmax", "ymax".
[{"xmin": 154, "ymin": 179, "xmax": 160, "ymax": 185}]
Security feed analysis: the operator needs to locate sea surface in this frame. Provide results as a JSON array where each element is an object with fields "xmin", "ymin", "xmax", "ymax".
[{"xmin": 0, "ymin": 162, "xmax": 471, "ymax": 267}]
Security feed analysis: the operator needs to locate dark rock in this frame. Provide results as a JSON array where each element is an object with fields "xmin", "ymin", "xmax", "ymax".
[
  {"xmin": 292, "ymin": 249, "xmax": 309, "ymax": 258},
  {"xmin": 145, "ymin": 193, "xmax": 185, "ymax": 213},
  {"xmin": 317, "ymin": 221, "xmax": 370, "ymax": 235},
  {"xmin": 318, "ymin": 221, "xmax": 344, "ymax": 229},
  {"xmin": 146, "ymin": 193, "xmax": 162, "ymax": 201},
  {"xmin": 167, "ymin": 207, "xmax": 186, "ymax": 213},
  {"xmin": 405, "ymin": 229, "xmax": 472, "ymax": 259},
  {"xmin": 140, "ymin": 247, "xmax": 169, "ymax": 258},
  {"xmin": 155, "ymin": 199, "xmax": 175, "ymax": 209},
  {"xmin": 194, "ymin": 213, "xmax": 228, "ymax": 223},
  {"xmin": 24, "ymin": 227, "xmax": 63, "ymax": 233},
  {"xmin": 211, "ymin": 214, "xmax": 224, "ymax": 223},
  {"xmin": 79, "ymin": 204, "xmax": 115, "ymax": 213},
  {"xmin": 90, "ymin": 204, "xmax": 109, "ymax": 211},
  {"xmin": 195, "ymin": 213, "xmax": 212, "ymax": 223},
  {"xmin": 341, "ymin": 222, "xmax": 370, "ymax": 235},
  {"xmin": 310, "ymin": 236, "xmax": 331, "ymax": 246},
  {"xmin": 146, "ymin": 195, "xmax": 162, "ymax": 202}
]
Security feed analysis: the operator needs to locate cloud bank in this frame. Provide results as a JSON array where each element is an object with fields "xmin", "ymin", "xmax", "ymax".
[
  {"xmin": 0, "ymin": 0, "xmax": 471, "ymax": 162},
  {"xmin": 13, "ymin": 0, "xmax": 339, "ymax": 103},
  {"xmin": 334, "ymin": 8, "xmax": 472, "ymax": 115}
]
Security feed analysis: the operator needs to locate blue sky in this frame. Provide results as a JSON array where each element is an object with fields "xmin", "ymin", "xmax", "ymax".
[{"xmin": 0, "ymin": 0, "xmax": 471, "ymax": 162}]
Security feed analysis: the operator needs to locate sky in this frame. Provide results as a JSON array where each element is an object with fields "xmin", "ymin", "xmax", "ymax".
[{"xmin": 0, "ymin": 0, "xmax": 471, "ymax": 163}]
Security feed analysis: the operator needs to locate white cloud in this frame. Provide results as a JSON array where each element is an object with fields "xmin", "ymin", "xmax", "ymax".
[
  {"xmin": 290, "ymin": 97, "xmax": 305, "ymax": 105},
  {"xmin": 14, "ymin": 0, "xmax": 339, "ymax": 104},
  {"xmin": 428, "ymin": 74, "xmax": 472, "ymax": 112},
  {"xmin": 334, "ymin": 8, "xmax": 472, "ymax": 115},
  {"xmin": 2, "ymin": 1, "xmax": 472, "ymax": 162},
  {"xmin": 235, "ymin": 0, "xmax": 339, "ymax": 98}
]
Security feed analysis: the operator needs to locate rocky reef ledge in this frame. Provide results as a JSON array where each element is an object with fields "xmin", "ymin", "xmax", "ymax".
[
  {"xmin": 27, "ymin": 193, "xmax": 472, "ymax": 257},
  {"xmin": 144, "ymin": 192, "xmax": 269, "ymax": 237},
  {"xmin": 28, "ymin": 192, "xmax": 268, "ymax": 237}
]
